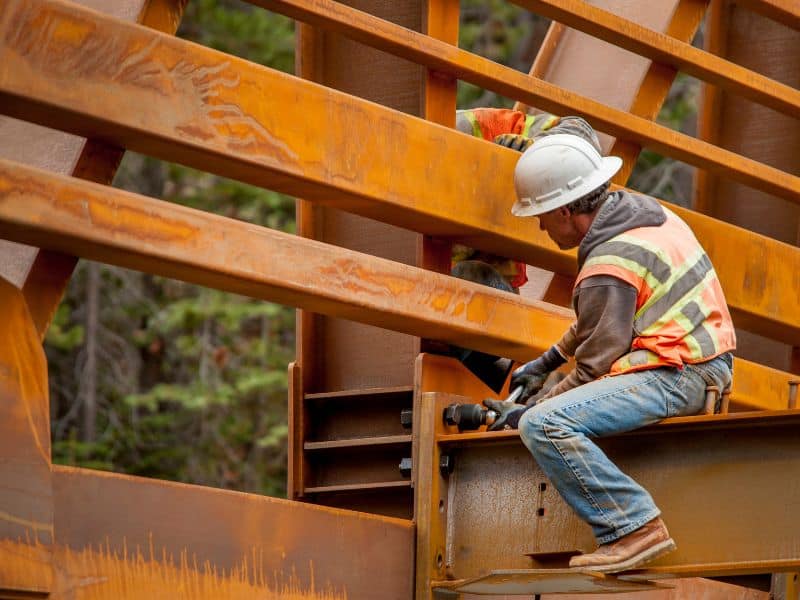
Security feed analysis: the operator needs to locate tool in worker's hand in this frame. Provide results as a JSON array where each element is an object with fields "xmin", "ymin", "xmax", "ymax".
[{"xmin": 443, "ymin": 386, "xmax": 523, "ymax": 432}]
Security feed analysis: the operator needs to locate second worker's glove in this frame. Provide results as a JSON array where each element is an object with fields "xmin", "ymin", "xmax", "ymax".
[
  {"xmin": 494, "ymin": 133, "xmax": 534, "ymax": 153},
  {"xmin": 510, "ymin": 345, "xmax": 567, "ymax": 404},
  {"xmin": 483, "ymin": 398, "xmax": 527, "ymax": 431}
]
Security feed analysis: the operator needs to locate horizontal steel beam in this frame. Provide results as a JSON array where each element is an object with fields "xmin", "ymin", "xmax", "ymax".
[
  {"xmin": 512, "ymin": 0, "xmax": 800, "ymax": 118},
  {"xmin": 0, "ymin": 160, "xmax": 793, "ymax": 409},
  {"xmin": 0, "ymin": 158, "xmax": 572, "ymax": 361},
  {"xmin": 425, "ymin": 391, "xmax": 800, "ymax": 580},
  {"xmin": 2, "ymin": 0, "xmax": 799, "ymax": 348},
  {"xmin": 51, "ymin": 466, "xmax": 414, "ymax": 599},
  {"xmin": 247, "ymin": 0, "xmax": 800, "ymax": 204}
]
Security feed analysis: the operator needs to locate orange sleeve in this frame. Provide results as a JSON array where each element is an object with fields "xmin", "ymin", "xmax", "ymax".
[{"xmin": 470, "ymin": 108, "xmax": 527, "ymax": 141}]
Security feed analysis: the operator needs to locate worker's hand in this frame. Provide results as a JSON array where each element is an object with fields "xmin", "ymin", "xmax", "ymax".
[
  {"xmin": 511, "ymin": 346, "xmax": 568, "ymax": 404},
  {"xmin": 510, "ymin": 369, "xmax": 550, "ymax": 404},
  {"xmin": 494, "ymin": 133, "xmax": 534, "ymax": 153},
  {"xmin": 483, "ymin": 398, "xmax": 527, "ymax": 431}
]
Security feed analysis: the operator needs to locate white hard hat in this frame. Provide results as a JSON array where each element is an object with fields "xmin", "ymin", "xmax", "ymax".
[{"xmin": 512, "ymin": 133, "xmax": 622, "ymax": 217}]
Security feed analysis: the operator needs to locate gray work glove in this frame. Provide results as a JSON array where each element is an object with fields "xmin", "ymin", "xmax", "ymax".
[
  {"xmin": 483, "ymin": 398, "xmax": 527, "ymax": 431},
  {"xmin": 494, "ymin": 133, "xmax": 534, "ymax": 153},
  {"xmin": 511, "ymin": 346, "xmax": 567, "ymax": 404}
]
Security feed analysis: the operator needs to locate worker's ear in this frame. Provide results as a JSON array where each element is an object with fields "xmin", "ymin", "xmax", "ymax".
[{"xmin": 556, "ymin": 205, "xmax": 572, "ymax": 219}]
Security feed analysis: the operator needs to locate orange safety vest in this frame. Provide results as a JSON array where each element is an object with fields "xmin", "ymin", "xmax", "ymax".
[
  {"xmin": 576, "ymin": 208, "xmax": 736, "ymax": 375},
  {"xmin": 461, "ymin": 108, "xmax": 559, "ymax": 142}
]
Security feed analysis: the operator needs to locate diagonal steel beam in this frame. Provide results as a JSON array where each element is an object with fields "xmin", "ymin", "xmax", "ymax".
[
  {"xmin": 1, "ymin": 0, "xmax": 799, "ymax": 347},
  {"xmin": 510, "ymin": 0, "xmax": 800, "ymax": 118},
  {"xmin": 0, "ymin": 159, "xmax": 794, "ymax": 410}
]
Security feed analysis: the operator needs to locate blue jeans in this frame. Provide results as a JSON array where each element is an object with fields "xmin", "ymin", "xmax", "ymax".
[{"xmin": 518, "ymin": 353, "xmax": 733, "ymax": 544}]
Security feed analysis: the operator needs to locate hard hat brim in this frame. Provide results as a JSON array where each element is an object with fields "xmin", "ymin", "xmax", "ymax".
[{"xmin": 512, "ymin": 156, "xmax": 623, "ymax": 217}]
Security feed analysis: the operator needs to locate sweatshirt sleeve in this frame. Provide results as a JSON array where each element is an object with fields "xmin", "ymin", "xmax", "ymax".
[{"xmin": 539, "ymin": 275, "xmax": 637, "ymax": 400}]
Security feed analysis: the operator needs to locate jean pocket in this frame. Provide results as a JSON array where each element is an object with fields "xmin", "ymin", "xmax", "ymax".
[{"xmin": 690, "ymin": 354, "xmax": 733, "ymax": 391}]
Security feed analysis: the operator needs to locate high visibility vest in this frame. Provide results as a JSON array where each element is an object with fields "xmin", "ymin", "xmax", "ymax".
[
  {"xmin": 576, "ymin": 207, "xmax": 736, "ymax": 375},
  {"xmin": 461, "ymin": 108, "xmax": 558, "ymax": 142}
]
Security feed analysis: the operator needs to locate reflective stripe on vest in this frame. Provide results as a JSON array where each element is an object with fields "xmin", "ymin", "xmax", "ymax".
[
  {"xmin": 577, "ymin": 207, "xmax": 736, "ymax": 375},
  {"xmin": 463, "ymin": 110, "xmax": 484, "ymax": 139},
  {"xmin": 521, "ymin": 115, "xmax": 537, "ymax": 137}
]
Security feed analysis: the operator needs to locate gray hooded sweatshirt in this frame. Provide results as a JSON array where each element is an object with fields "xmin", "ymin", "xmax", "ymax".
[{"xmin": 540, "ymin": 190, "xmax": 667, "ymax": 400}]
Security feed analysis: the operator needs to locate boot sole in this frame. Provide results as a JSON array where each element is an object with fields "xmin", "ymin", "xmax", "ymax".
[{"xmin": 577, "ymin": 539, "xmax": 677, "ymax": 574}]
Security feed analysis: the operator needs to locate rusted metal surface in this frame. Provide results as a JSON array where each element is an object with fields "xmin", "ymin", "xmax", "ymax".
[
  {"xmin": 695, "ymin": 0, "xmax": 800, "ymax": 374},
  {"xmin": 607, "ymin": 0, "xmax": 709, "ymax": 183},
  {"xmin": 0, "ymin": 278, "xmax": 52, "ymax": 595},
  {"xmin": 3, "ymin": 0, "xmax": 799, "ymax": 210},
  {"xmin": 436, "ymin": 407, "xmax": 800, "ymax": 579},
  {"xmin": 0, "ymin": 0, "xmax": 186, "ymax": 340},
  {"xmin": 414, "ymin": 359, "xmax": 784, "ymax": 598},
  {"xmin": 512, "ymin": 0, "xmax": 799, "ymax": 118},
  {"xmin": 0, "ymin": 157, "xmax": 573, "ymax": 359},
  {"xmin": 413, "ymin": 390, "xmax": 455, "ymax": 600},
  {"xmin": 246, "ymin": 0, "xmax": 800, "ymax": 203},
  {"xmin": 292, "ymin": 0, "xmax": 424, "ymax": 395},
  {"xmin": 435, "ymin": 569, "xmax": 668, "ymax": 594},
  {"xmin": 0, "ymin": 159, "xmax": 795, "ymax": 410},
  {"xmin": 3, "ymin": 0, "xmax": 799, "ymax": 351},
  {"xmin": 50, "ymin": 466, "xmax": 414, "ymax": 599},
  {"xmin": 542, "ymin": 576, "xmax": 771, "ymax": 599}
]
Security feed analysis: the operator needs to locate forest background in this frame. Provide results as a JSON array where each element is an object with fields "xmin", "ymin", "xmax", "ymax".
[{"xmin": 46, "ymin": 0, "xmax": 700, "ymax": 498}]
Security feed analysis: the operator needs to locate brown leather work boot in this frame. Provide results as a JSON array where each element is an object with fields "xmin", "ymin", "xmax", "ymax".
[{"xmin": 568, "ymin": 517, "xmax": 676, "ymax": 573}]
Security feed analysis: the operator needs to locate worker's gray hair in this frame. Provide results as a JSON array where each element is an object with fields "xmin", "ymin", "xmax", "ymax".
[{"xmin": 566, "ymin": 182, "xmax": 611, "ymax": 215}]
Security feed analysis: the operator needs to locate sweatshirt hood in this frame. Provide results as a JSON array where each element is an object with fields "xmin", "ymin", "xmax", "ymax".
[{"xmin": 578, "ymin": 190, "xmax": 666, "ymax": 267}]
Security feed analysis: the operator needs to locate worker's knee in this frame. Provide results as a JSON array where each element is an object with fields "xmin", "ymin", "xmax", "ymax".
[{"xmin": 518, "ymin": 405, "xmax": 548, "ymax": 449}]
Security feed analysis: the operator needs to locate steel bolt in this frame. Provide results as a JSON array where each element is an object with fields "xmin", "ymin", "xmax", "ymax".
[
  {"xmin": 439, "ymin": 454, "xmax": 454, "ymax": 477},
  {"xmin": 399, "ymin": 457, "xmax": 412, "ymax": 478},
  {"xmin": 789, "ymin": 381, "xmax": 799, "ymax": 410}
]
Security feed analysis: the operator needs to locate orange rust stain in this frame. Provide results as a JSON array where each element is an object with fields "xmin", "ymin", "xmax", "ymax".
[
  {"xmin": 87, "ymin": 201, "xmax": 197, "ymax": 245},
  {"xmin": 50, "ymin": 16, "xmax": 93, "ymax": 47},
  {"xmin": 0, "ymin": 538, "xmax": 51, "ymax": 593},
  {"xmin": 20, "ymin": 537, "xmax": 350, "ymax": 600}
]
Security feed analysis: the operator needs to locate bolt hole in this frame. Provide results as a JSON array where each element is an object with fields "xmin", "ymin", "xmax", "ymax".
[
  {"xmin": 537, "ymin": 507, "xmax": 545, "ymax": 517},
  {"xmin": 436, "ymin": 552, "xmax": 443, "ymax": 569},
  {"xmin": 438, "ymin": 499, "xmax": 444, "ymax": 513},
  {"xmin": 539, "ymin": 482, "xmax": 547, "ymax": 492}
]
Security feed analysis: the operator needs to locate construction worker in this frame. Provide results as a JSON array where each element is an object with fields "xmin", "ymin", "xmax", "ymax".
[
  {"xmin": 446, "ymin": 109, "xmax": 601, "ymax": 391},
  {"xmin": 453, "ymin": 108, "xmax": 601, "ymax": 292},
  {"xmin": 485, "ymin": 133, "xmax": 736, "ymax": 572}
]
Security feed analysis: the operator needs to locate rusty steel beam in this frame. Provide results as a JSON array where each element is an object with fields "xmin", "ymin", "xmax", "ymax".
[
  {"xmin": 0, "ymin": 278, "xmax": 53, "ymax": 596},
  {"xmin": 607, "ymin": 0, "xmax": 709, "ymax": 184},
  {"xmin": 2, "ymin": 0, "xmax": 799, "ymax": 210},
  {"xmin": 511, "ymin": 0, "xmax": 800, "ymax": 119},
  {"xmin": 51, "ymin": 466, "xmax": 414, "ymax": 600},
  {"xmin": 2, "ymin": 0, "xmax": 188, "ymax": 341},
  {"xmin": 420, "ymin": 388, "xmax": 800, "ymax": 583},
  {"xmin": 244, "ymin": 0, "xmax": 800, "ymax": 204},
  {"xmin": 0, "ymin": 158, "xmax": 573, "ymax": 362},
  {"xmin": 0, "ymin": 160, "xmax": 794, "ymax": 411},
  {"xmin": 2, "ymin": 0, "xmax": 800, "ymax": 349}
]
